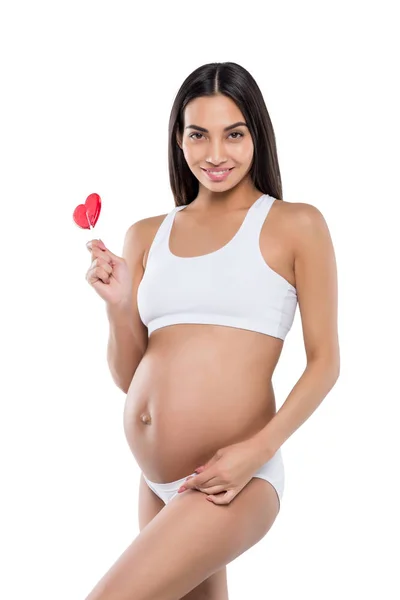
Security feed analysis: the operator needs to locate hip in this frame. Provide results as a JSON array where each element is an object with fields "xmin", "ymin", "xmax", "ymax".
[{"xmin": 142, "ymin": 448, "xmax": 285, "ymax": 508}]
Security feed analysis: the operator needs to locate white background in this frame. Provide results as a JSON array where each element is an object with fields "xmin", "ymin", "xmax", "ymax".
[{"xmin": 1, "ymin": 1, "xmax": 399, "ymax": 598}]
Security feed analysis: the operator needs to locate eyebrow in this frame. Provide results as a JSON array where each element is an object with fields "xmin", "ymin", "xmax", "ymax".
[{"xmin": 185, "ymin": 121, "xmax": 248, "ymax": 133}]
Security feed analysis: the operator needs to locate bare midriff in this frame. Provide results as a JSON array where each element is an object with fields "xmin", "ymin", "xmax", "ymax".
[{"xmin": 123, "ymin": 324, "xmax": 284, "ymax": 483}]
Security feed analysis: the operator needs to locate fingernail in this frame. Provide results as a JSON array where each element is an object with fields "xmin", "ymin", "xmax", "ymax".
[{"xmin": 178, "ymin": 486, "xmax": 186, "ymax": 493}]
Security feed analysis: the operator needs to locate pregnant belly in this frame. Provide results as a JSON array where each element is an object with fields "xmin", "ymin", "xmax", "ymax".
[{"xmin": 123, "ymin": 328, "xmax": 280, "ymax": 483}]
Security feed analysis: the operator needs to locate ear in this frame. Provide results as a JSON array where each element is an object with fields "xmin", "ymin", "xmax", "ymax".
[{"xmin": 176, "ymin": 133, "xmax": 182, "ymax": 149}]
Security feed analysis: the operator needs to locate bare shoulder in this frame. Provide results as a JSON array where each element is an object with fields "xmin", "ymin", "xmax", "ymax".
[
  {"xmin": 126, "ymin": 212, "xmax": 168, "ymax": 232},
  {"xmin": 277, "ymin": 198, "xmax": 325, "ymax": 223},
  {"xmin": 124, "ymin": 213, "xmax": 169, "ymax": 269},
  {"xmin": 129, "ymin": 213, "xmax": 169, "ymax": 236},
  {"xmin": 277, "ymin": 200, "xmax": 331, "ymax": 249}
]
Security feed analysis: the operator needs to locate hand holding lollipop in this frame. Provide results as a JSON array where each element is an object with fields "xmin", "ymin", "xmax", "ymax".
[{"xmin": 73, "ymin": 193, "xmax": 133, "ymax": 307}]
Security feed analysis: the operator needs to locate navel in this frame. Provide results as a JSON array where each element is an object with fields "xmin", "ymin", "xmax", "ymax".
[{"xmin": 140, "ymin": 413, "xmax": 152, "ymax": 425}]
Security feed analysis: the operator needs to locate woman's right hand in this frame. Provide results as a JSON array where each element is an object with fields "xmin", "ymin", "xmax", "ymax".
[{"xmin": 85, "ymin": 239, "xmax": 132, "ymax": 307}]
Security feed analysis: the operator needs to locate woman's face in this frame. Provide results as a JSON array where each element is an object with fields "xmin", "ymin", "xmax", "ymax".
[{"xmin": 177, "ymin": 94, "xmax": 254, "ymax": 192}]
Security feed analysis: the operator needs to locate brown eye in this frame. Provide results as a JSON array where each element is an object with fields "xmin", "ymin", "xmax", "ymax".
[{"xmin": 229, "ymin": 132, "xmax": 243, "ymax": 139}]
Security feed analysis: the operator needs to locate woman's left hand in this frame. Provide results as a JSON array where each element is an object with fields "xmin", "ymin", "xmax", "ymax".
[{"xmin": 177, "ymin": 439, "xmax": 263, "ymax": 505}]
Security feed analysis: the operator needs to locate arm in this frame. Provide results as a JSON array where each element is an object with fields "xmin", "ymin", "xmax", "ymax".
[
  {"xmin": 250, "ymin": 203, "xmax": 340, "ymax": 460},
  {"xmin": 106, "ymin": 221, "xmax": 149, "ymax": 394}
]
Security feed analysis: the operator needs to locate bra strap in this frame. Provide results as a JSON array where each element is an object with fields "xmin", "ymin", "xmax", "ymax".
[
  {"xmin": 147, "ymin": 206, "xmax": 180, "ymax": 261},
  {"xmin": 240, "ymin": 194, "xmax": 276, "ymax": 240}
]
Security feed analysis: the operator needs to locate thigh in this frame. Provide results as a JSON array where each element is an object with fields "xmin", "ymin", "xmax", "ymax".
[
  {"xmin": 85, "ymin": 476, "xmax": 279, "ymax": 600},
  {"xmin": 138, "ymin": 472, "xmax": 165, "ymax": 531},
  {"xmin": 138, "ymin": 472, "xmax": 229, "ymax": 600}
]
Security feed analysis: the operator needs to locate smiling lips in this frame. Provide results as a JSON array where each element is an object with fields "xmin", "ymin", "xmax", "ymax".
[
  {"xmin": 202, "ymin": 167, "xmax": 234, "ymax": 181},
  {"xmin": 202, "ymin": 167, "xmax": 233, "ymax": 172}
]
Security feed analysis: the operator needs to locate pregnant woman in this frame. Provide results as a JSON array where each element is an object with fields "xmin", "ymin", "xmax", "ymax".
[{"xmin": 84, "ymin": 62, "xmax": 340, "ymax": 600}]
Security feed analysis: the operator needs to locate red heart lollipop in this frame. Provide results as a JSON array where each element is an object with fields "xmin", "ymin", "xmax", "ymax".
[{"xmin": 73, "ymin": 193, "xmax": 101, "ymax": 230}]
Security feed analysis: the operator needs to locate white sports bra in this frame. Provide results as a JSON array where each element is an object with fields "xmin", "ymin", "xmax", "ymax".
[{"xmin": 137, "ymin": 193, "xmax": 297, "ymax": 340}]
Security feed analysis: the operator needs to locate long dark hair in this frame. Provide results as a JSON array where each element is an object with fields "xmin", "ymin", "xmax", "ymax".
[{"xmin": 168, "ymin": 62, "xmax": 283, "ymax": 207}]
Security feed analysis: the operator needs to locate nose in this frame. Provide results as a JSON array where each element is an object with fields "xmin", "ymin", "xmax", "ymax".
[{"xmin": 206, "ymin": 139, "xmax": 228, "ymax": 165}]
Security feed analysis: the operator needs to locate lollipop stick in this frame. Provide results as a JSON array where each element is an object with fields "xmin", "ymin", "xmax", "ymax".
[{"xmin": 86, "ymin": 210, "xmax": 102, "ymax": 244}]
